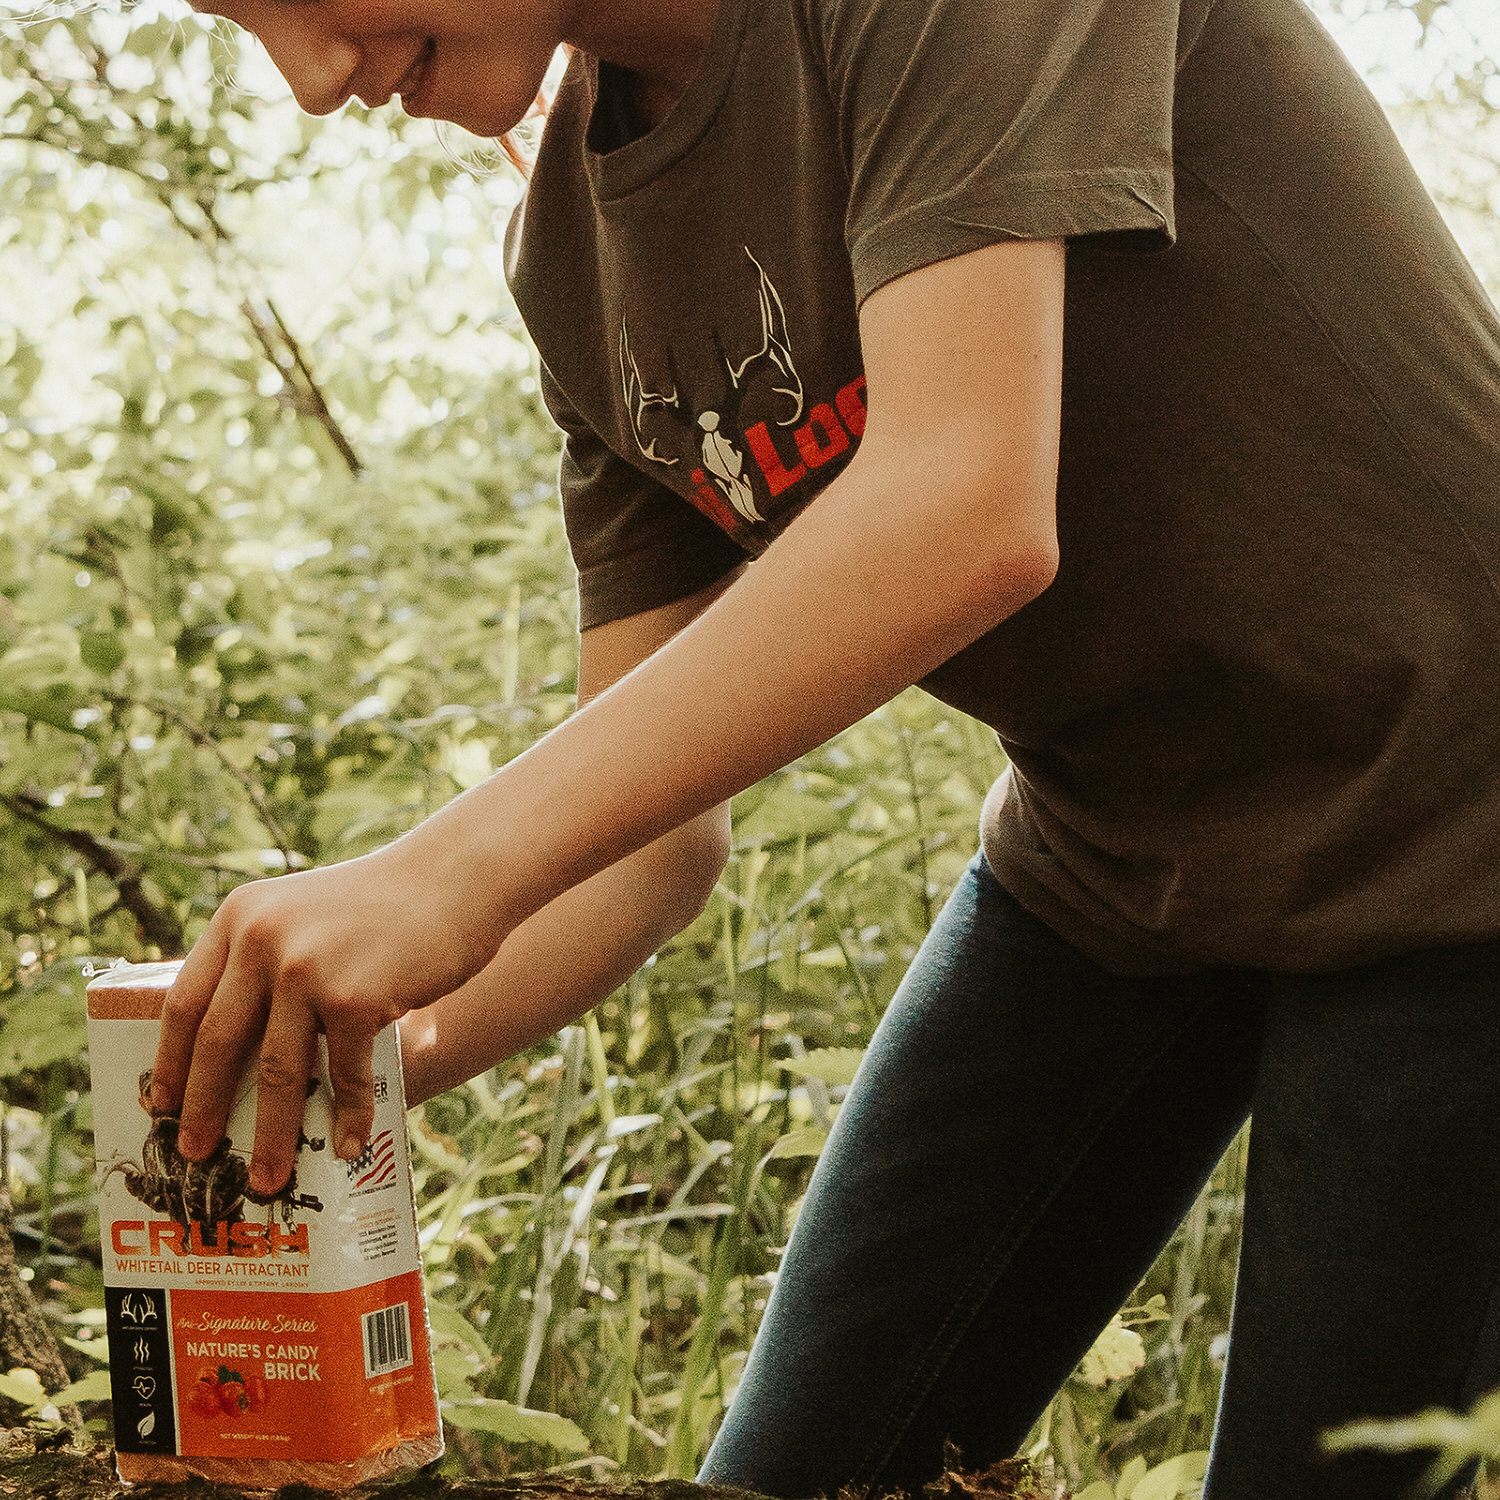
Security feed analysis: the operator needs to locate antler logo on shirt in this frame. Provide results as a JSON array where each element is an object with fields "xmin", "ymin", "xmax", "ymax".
[
  {"xmin": 618, "ymin": 247, "xmax": 864, "ymax": 537},
  {"xmin": 619, "ymin": 317, "xmax": 681, "ymax": 469}
]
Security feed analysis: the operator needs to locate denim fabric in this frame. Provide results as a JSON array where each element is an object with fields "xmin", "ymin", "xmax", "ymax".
[{"xmin": 699, "ymin": 852, "xmax": 1500, "ymax": 1499}]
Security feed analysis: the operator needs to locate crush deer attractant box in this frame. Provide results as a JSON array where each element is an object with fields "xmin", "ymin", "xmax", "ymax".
[{"xmin": 87, "ymin": 960, "xmax": 442, "ymax": 1488}]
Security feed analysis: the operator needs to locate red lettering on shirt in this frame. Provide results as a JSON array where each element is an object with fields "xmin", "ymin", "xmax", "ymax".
[
  {"xmin": 836, "ymin": 376, "xmax": 868, "ymax": 438},
  {"xmin": 744, "ymin": 422, "xmax": 807, "ymax": 496},
  {"xmin": 795, "ymin": 403, "xmax": 850, "ymax": 468},
  {"xmin": 689, "ymin": 468, "xmax": 743, "ymax": 531}
]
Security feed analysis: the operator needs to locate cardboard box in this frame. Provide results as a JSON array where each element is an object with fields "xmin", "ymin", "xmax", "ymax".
[{"xmin": 87, "ymin": 960, "xmax": 443, "ymax": 1487}]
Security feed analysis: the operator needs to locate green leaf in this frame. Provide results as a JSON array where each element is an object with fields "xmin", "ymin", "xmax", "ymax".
[
  {"xmin": 0, "ymin": 975, "xmax": 88, "ymax": 1078},
  {"xmin": 48, "ymin": 1370, "xmax": 114, "ymax": 1406},
  {"xmin": 1131, "ymin": 1451, "xmax": 1210, "ymax": 1500},
  {"xmin": 213, "ymin": 849, "xmax": 284, "ymax": 875},
  {"xmin": 0, "ymin": 1368, "xmax": 47, "ymax": 1408},
  {"xmin": 426, "ymin": 1303, "xmax": 490, "ymax": 1360},
  {"xmin": 1077, "ymin": 1315, "xmax": 1146, "ymax": 1387},
  {"xmin": 1323, "ymin": 1407, "xmax": 1478, "ymax": 1454},
  {"xmin": 428, "ymin": 1306, "xmax": 492, "ymax": 1402},
  {"xmin": 61, "ymin": 1336, "xmax": 110, "ymax": 1365},
  {"xmin": 1074, "ymin": 1484, "xmax": 1116, "ymax": 1500},
  {"xmin": 767, "ymin": 1126, "xmax": 828, "ymax": 1160},
  {"xmin": 1123, "ymin": 1293, "xmax": 1170, "ymax": 1325},
  {"xmin": 1116, "ymin": 1455, "xmax": 1148, "ymax": 1499},
  {"xmin": 433, "ymin": 1345, "xmax": 482, "ymax": 1402},
  {"xmin": 78, "ymin": 631, "xmax": 127, "ymax": 676},
  {"xmin": 778, "ymin": 1047, "xmax": 865, "ymax": 1087},
  {"xmin": 441, "ymin": 1398, "xmax": 589, "ymax": 1452},
  {"xmin": 0, "ymin": 683, "xmax": 94, "ymax": 734},
  {"xmin": 3, "ymin": 340, "xmax": 42, "ymax": 406}
]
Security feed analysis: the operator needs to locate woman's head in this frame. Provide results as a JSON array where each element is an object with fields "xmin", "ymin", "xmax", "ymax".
[
  {"xmin": 188, "ymin": 0, "xmax": 564, "ymax": 142},
  {"xmin": 187, "ymin": 0, "xmax": 714, "ymax": 164}
]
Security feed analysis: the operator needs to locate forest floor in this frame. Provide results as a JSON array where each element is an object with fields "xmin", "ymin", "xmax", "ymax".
[{"xmin": 0, "ymin": 1433, "xmax": 1060, "ymax": 1500}]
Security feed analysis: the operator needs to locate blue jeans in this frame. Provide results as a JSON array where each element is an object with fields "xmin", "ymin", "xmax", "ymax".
[{"xmin": 700, "ymin": 852, "xmax": 1500, "ymax": 1499}]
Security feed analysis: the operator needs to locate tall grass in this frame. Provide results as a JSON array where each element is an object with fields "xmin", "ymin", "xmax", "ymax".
[{"xmin": 409, "ymin": 690, "xmax": 1246, "ymax": 1490}]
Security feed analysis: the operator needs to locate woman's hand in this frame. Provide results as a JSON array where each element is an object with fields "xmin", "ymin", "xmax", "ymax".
[{"xmin": 149, "ymin": 835, "xmax": 511, "ymax": 1195}]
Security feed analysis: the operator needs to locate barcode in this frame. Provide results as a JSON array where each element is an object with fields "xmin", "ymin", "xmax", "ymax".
[{"xmin": 361, "ymin": 1302, "xmax": 413, "ymax": 1378}]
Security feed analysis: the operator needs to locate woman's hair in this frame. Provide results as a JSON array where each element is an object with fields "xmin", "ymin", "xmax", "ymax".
[
  {"xmin": 497, "ymin": 49, "xmax": 569, "ymax": 177},
  {"xmin": 500, "ymin": 132, "xmax": 530, "ymax": 175},
  {"xmin": 499, "ymin": 118, "xmax": 537, "ymax": 178}
]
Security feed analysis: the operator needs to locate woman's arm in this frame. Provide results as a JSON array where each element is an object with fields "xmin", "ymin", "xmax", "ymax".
[
  {"xmin": 397, "ymin": 575, "xmax": 740, "ymax": 1105},
  {"xmin": 448, "ymin": 236, "xmax": 1063, "ymax": 909},
  {"xmin": 396, "ymin": 812, "xmax": 723, "ymax": 1103},
  {"xmin": 153, "ymin": 236, "xmax": 1065, "ymax": 1192}
]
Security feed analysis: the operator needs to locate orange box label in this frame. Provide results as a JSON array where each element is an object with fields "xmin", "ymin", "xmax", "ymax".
[{"xmin": 165, "ymin": 1273, "xmax": 437, "ymax": 1461}]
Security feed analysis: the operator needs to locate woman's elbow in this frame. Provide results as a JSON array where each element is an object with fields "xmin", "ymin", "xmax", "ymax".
[
  {"xmin": 961, "ymin": 526, "xmax": 1059, "ymax": 633},
  {"xmin": 1009, "ymin": 532, "xmax": 1059, "ymax": 604},
  {"xmin": 646, "ymin": 814, "xmax": 731, "ymax": 939}
]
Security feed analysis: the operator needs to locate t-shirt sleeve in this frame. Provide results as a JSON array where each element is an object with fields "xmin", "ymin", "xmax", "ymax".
[
  {"xmin": 806, "ymin": 0, "xmax": 1182, "ymax": 304},
  {"xmin": 541, "ymin": 363, "xmax": 749, "ymax": 632}
]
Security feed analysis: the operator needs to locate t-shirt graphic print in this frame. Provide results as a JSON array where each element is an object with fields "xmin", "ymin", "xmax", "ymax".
[{"xmin": 616, "ymin": 247, "xmax": 868, "ymax": 543}]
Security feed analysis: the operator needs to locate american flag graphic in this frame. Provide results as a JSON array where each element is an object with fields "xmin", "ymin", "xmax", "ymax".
[{"xmin": 345, "ymin": 1128, "xmax": 397, "ymax": 1190}]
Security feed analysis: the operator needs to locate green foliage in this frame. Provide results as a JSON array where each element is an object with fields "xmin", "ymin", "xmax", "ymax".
[
  {"xmin": 0, "ymin": 0, "xmax": 1496, "ymax": 1490},
  {"xmin": 1025, "ymin": 1139, "xmax": 1247, "ymax": 1492},
  {"xmin": 1072, "ymin": 1450, "xmax": 1210, "ymax": 1500},
  {"xmin": 1324, "ymin": 1388, "xmax": 1500, "ymax": 1497},
  {"xmin": 412, "ymin": 695, "xmax": 1007, "ymax": 1477}
]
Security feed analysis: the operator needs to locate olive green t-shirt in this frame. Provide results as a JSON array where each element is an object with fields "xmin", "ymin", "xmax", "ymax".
[{"xmin": 506, "ymin": 0, "xmax": 1500, "ymax": 975}]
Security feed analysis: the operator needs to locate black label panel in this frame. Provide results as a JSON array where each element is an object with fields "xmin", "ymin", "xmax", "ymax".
[{"xmin": 106, "ymin": 1287, "xmax": 177, "ymax": 1454}]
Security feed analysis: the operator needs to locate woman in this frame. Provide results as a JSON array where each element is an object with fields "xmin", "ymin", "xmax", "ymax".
[{"xmin": 150, "ymin": 0, "xmax": 1500, "ymax": 1494}]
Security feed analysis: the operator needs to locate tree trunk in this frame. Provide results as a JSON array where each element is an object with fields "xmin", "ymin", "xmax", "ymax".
[{"xmin": 0, "ymin": 1185, "xmax": 84, "ymax": 1434}]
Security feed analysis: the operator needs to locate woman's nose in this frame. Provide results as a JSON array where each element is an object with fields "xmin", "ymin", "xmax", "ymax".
[{"xmin": 257, "ymin": 25, "xmax": 363, "ymax": 115}]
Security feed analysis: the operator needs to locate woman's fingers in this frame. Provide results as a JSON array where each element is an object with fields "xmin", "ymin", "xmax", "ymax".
[
  {"xmin": 249, "ymin": 996, "xmax": 321, "ymax": 1196},
  {"xmin": 152, "ymin": 918, "xmax": 232, "ymax": 1119},
  {"xmin": 324, "ymin": 1022, "xmax": 381, "ymax": 1164},
  {"xmin": 176, "ymin": 951, "xmax": 271, "ymax": 1160},
  {"xmin": 173, "ymin": 964, "xmax": 387, "ymax": 1190},
  {"xmin": 150, "ymin": 858, "xmax": 456, "ymax": 1184}
]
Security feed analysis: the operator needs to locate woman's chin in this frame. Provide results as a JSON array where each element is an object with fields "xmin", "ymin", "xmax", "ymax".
[{"xmin": 404, "ymin": 97, "xmax": 528, "ymax": 139}]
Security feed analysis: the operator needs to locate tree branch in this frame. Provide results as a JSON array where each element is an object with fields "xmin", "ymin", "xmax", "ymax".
[
  {"xmin": 196, "ymin": 199, "xmax": 365, "ymax": 478},
  {"xmin": 0, "ymin": 1186, "xmax": 83, "ymax": 1435},
  {"xmin": 0, "ymin": 793, "xmax": 184, "ymax": 956},
  {"xmin": 237, "ymin": 293, "xmax": 367, "ymax": 477},
  {"xmin": 2, "ymin": 96, "xmax": 366, "ymax": 478},
  {"xmin": 138, "ymin": 698, "xmax": 294, "ymax": 860}
]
